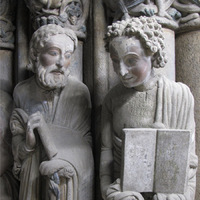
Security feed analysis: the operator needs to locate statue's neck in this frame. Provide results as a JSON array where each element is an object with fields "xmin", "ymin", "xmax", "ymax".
[{"xmin": 134, "ymin": 71, "xmax": 158, "ymax": 92}]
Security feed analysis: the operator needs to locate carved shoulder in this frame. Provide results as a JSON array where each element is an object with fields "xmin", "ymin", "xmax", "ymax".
[
  {"xmin": 68, "ymin": 76, "xmax": 91, "ymax": 97},
  {"xmin": 13, "ymin": 77, "xmax": 35, "ymax": 107}
]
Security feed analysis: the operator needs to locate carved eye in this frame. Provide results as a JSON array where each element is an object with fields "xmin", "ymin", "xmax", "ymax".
[
  {"xmin": 48, "ymin": 50, "xmax": 59, "ymax": 56},
  {"xmin": 126, "ymin": 58, "xmax": 136, "ymax": 66},
  {"xmin": 124, "ymin": 55, "xmax": 138, "ymax": 67},
  {"xmin": 65, "ymin": 52, "xmax": 72, "ymax": 59}
]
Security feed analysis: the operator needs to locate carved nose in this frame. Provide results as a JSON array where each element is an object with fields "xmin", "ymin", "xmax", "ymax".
[
  {"xmin": 56, "ymin": 56, "xmax": 64, "ymax": 68},
  {"xmin": 119, "ymin": 63, "xmax": 128, "ymax": 77}
]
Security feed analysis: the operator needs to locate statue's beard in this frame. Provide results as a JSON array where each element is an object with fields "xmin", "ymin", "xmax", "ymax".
[{"xmin": 36, "ymin": 62, "xmax": 70, "ymax": 89}]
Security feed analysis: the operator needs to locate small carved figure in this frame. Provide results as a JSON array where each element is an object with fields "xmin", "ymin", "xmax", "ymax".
[
  {"xmin": 24, "ymin": 0, "xmax": 89, "ymax": 38},
  {"xmin": 10, "ymin": 24, "xmax": 94, "ymax": 200},
  {"xmin": 103, "ymin": 0, "xmax": 177, "ymax": 20},
  {"xmin": 100, "ymin": 16, "xmax": 198, "ymax": 200}
]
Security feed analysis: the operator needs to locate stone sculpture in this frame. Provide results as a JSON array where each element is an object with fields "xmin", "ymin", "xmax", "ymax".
[
  {"xmin": 103, "ymin": 0, "xmax": 200, "ymax": 30},
  {"xmin": 10, "ymin": 24, "xmax": 94, "ymax": 200},
  {"xmin": 24, "ymin": 0, "xmax": 90, "ymax": 38},
  {"xmin": 0, "ymin": 0, "xmax": 16, "ymax": 50},
  {"xmin": 173, "ymin": 0, "xmax": 200, "ymax": 29},
  {"xmin": 100, "ymin": 16, "xmax": 198, "ymax": 200},
  {"xmin": 0, "ymin": 0, "xmax": 16, "ymax": 93}
]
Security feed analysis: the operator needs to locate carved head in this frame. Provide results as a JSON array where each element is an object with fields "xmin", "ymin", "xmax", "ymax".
[
  {"xmin": 106, "ymin": 16, "xmax": 167, "ymax": 69},
  {"xmin": 105, "ymin": 16, "xmax": 167, "ymax": 88},
  {"xmin": 28, "ymin": 24, "xmax": 78, "ymax": 89}
]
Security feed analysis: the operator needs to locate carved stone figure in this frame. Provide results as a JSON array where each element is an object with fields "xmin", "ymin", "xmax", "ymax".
[
  {"xmin": 102, "ymin": 0, "xmax": 179, "ymax": 23},
  {"xmin": 103, "ymin": 0, "xmax": 200, "ymax": 30},
  {"xmin": 24, "ymin": 0, "xmax": 90, "ymax": 38},
  {"xmin": 173, "ymin": 0, "xmax": 200, "ymax": 28},
  {"xmin": 10, "ymin": 24, "xmax": 94, "ymax": 200},
  {"xmin": 100, "ymin": 16, "xmax": 198, "ymax": 200},
  {"xmin": 0, "ymin": 0, "xmax": 16, "ymax": 49}
]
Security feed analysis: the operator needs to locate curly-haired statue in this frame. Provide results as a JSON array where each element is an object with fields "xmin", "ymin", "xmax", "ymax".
[
  {"xmin": 100, "ymin": 16, "xmax": 198, "ymax": 200},
  {"xmin": 10, "ymin": 24, "xmax": 94, "ymax": 200}
]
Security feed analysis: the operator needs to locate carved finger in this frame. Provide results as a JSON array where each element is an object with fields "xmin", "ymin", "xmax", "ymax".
[
  {"xmin": 167, "ymin": 194, "xmax": 179, "ymax": 200},
  {"xmin": 47, "ymin": 16, "xmax": 54, "ymax": 24},
  {"xmin": 26, "ymin": 128, "xmax": 36, "ymax": 149},
  {"xmin": 153, "ymin": 195, "xmax": 158, "ymax": 200},
  {"xmin": 27, "ymin": 120, "xmax": 40, "ymax": 131},
  {"xmin": 156, "ymin": 193, "xmax": 167, "ymax": 200},
  {"xmin": 167, "ymin": 194, "xmax": 185, "ymax": 200},
  {"xmin": 36, "ymin": 18, "xmax": 41, "ymax": 29},
  {"xmin": 41, "ymin": 16, "xmax": 47, "ymax": 26},
  {"xmin": 150, "ymin": 9, "xmax": 155, "ymax": 16},
  {"xmin": 28, "ymin": 112, "xmax": 43, "ymax": 128},
  {"xmin": 177, "ymin": 194, "xmax": 186, "ymax": 200}
]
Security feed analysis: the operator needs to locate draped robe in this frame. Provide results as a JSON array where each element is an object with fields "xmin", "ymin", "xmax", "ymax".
[
  {"xmin": 11, "ymin": 75, "xmax": 94, "ymax": 200},
  {"xmin": 100, "ymin": 75, "xmax": 198, "ymax": 200}
]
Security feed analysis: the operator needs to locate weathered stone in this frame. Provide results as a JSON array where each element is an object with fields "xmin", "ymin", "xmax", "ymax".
[
  {"xmin": 10, "ymin": 25, "xmax": 94, "ymax": 200},
  {"xmin": 24, "ymin": 0, "xmax": 90, "ymax": 39},
  {"xmin": 100, "ymin": 16, "xmax": 197, "ymax": 200},
  {"xmin": 0, "ymin": 51, "xmax": 13, "ymax": 93},
  {"xmin": 121, "ymin": 129, "xmax": 190, "ymax": 194},
  {"xmin": 121, "ymin": 128, "xmax": 157, "ymax": 192},
  {"xmin": 155, "ymin": 129, "xmax": 190, "ymax": 194}
]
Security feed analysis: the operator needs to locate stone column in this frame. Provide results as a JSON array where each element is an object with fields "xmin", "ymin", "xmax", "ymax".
[
  {"xmin": 93, "ymin": 1, "xmax": 109, "ymax": 199},
  {"xmin": 175, "ymin": 31, "xmax": 200, "ymax": 200}
]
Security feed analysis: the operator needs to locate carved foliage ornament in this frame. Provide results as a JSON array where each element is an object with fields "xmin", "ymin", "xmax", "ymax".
[
  {"xmin": 0, "ymin": 0, "xmax": 16, "ymax": 49},
  {"xmin": 24, "ymin": 0, "xmax": 89, "ymax": 38}
]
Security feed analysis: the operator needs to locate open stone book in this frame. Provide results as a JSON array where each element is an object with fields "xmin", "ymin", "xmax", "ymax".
[{"xmin": 121, "ymin": 128, "xmax": 191, "ymax": 194}]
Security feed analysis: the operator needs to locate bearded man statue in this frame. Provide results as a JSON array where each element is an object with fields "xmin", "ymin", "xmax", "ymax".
[{"xmin": 10, "ymin": 24, "xmax": 94, "ymax": 200}]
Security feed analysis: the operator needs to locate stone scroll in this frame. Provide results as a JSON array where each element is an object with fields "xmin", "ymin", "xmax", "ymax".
[{"xmin": 121, "ymin": 128, "xmax": 190, "ymax": 194}]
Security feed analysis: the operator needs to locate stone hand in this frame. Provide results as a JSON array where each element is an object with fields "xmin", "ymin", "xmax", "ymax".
[
  {"xmin": 153, "ymin": 193, "xmax": 186, "ymax": 200},
  {"xmin": 27, "ymin": 111, "xmax": 46, "ymax": 131},
  {"xmin": 26, "ymin": 111, "xmax": 46, "ymax": 150},
  {"xmin": 39, "ymin": 159, "xmax": 75, "ymax": 179},
  {"xmin": 141, "ymin": 7, "xmax": 155, "ymax": 16},
  {"xmin": 106, "ymin": 179, "xmax": 144, "ymax": 200}
]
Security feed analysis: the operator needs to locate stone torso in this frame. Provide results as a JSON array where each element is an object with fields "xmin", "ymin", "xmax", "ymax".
[{"xmin": 109, "ymin": 78, "xmax": 158, "ymax": 140}]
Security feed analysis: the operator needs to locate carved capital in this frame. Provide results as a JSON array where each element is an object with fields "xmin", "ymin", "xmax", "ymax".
[
  {"xmin": 0, "ymin": 0, "xmax": 16, "ymax": 49},
  {"xmin": 103, "ymin": 0, "xmax": 200, "ymax": 32},
  {"xmin": 25, "ymin": 0, "xmax": 90, "ymax": 39}
]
